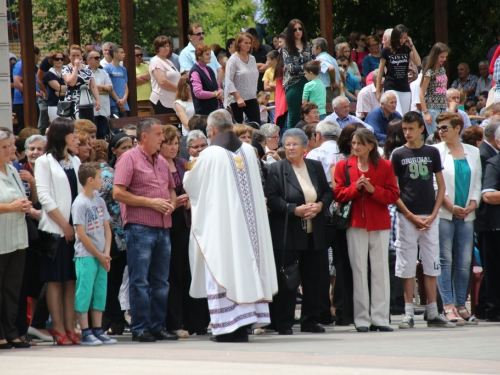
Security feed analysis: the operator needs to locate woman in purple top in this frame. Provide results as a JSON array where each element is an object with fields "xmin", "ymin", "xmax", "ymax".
[{"xmin": 188, "ymin": 45, "xmax": 223, "ymax": 116}]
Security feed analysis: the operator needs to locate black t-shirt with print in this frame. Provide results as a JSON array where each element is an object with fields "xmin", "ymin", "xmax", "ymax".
[
  {"xmin": 391, "ymin": 144, "xmax": 443, "ymax": 215},
  {"xmin": 381, "ymin": 45, "xmax": 412, "ymax": 92}
]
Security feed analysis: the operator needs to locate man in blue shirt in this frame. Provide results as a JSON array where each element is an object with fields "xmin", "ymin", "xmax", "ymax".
[
  {"xmin": 179, "ymin": 23, "xmax": 222, "ymax": 85},
  {"xmin": 104, "ymin": 45, "xmax": 129, "ymax": 118},
  {"xmin": 325, "ymin": 96, "xmax": 374, "ymax": 132},
  {"xmin": 12, "ymin": 46, "xmax": 42, "ymax": 135},
  {"xmin": 365, "ymin": 92, "xmax": 402, "ymax": 145},
  {"xmin": 312, "ymin": 38, "xmax": 339, "ymax": 104}
]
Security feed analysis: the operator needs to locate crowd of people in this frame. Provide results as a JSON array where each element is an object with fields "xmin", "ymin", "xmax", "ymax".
[{"xmin": 3, "ymin": 18, "xmax": 500, "ymax": 348}]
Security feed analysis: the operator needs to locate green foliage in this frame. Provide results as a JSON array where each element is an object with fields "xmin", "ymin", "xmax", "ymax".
[
  {"xmin": 189, "ymin": 0, "xmax": 255, "ymax": 46},
  {"xmin": 263, "ymin": 0, "xmax": 500, "ymax": 81},
  {"xmin": 24, "ymin": 0, "xmax": 177, "ymax": 54}
]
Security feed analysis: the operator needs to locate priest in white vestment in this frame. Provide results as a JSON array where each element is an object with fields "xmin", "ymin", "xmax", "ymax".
[{"xmin": 184, "ymin": 110, "xmax": 278, "ymax": 342}]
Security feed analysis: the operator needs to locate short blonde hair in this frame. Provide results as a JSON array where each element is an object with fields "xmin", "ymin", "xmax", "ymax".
[
  {"xmin": 233, "ymin": 124, "xmax": 253, "ymax": 138},
  {"xmin": 75, "ymin": 119, "xmax": 97, "ymax": 134}
]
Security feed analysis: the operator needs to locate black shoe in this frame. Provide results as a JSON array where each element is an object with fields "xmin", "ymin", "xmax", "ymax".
[
  {"xmin": 319, "ymin": 316, "xmax": 335, "ymax": 326},
  {"xmin": 301, "ymin": 323, "xmax": 325, "ymax": 333},
  {"xmin": 151, "ymin": 330, "xmax": 179, "ymax": 341},
  {"xmin": 278, "ymin": 328, "xmax": 293, "ymax": 335},
  {"xmin": 211, "ymin": 328, "xmax": 249, "ymax": 342},
  {"xmin": 355, "ymin": 326, "xmax": 369, "ymax": 332},
  {"xmin": 9, "ymin": 340, "xmax": 30, "ymax": 349},
  {"xmin": 109, "ymin": 324, "xmax": 124, "ymax": 336},
  {"xmin": 0, "ymin": 343, "xmax": 13, "ymax": 350},
  {"xmin": 132, "ymin": 331, "xmax": 157, "ymax": 342},
  {"xmin": 369, "ymin": 325, "xmax": 394, "ymax": 332}
]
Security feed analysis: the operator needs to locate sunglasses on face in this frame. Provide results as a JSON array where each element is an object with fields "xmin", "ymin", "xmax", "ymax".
[
  {"xmin": 53, "ymin": 57, "xmax": 64, "ymax": 62},
  {"xmin": 359, "ymin": 38, "xmax": 366, "ymax": 42},
  {"xmin": 135, "ymin": 54, "xmax": 143, "ymax": 57},
  {"xmin": 88, "ymin": 56, "xmax": 100, "ymax": 60},
  {"xmin": 437, "ymin": 125, "xmax": 454, "ymax": 132},
  {"xmin": 192, "ymin": 32, "xmax": 205, "ymax": 37},
  {"xmin": 293, "ymin": 27, "xmax": 303, "ymax": 32}
]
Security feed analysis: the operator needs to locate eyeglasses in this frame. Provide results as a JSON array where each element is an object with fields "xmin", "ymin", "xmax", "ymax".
[
  {"xmin": 192, "ymin": 32, "xmax": 205, "ymax": 36},
  {"xmin": 53, "ymin": 57, "xmax": 64, "ymax": 62},
  {"xmin": 135, "ymin": 54, "xmax": 143, "ymax": 57},
  {"xmin": 359, "ymin": 38, "xmax": 366, "ymax": 42},
  {"xmin": 284, "ymin": 143, "xmax": 301, "ymax": 149},
  {"xmin": 267, "ymin": 136, "xmax": 280, "ymax": 140},
  {"xmin": 293, "ymin": 27, "xmax": 304, "ymax": 32},
  {"xmin": 188, "ymin": 144, "xmax": 207, "ymax": 150},
  {"xmin": 437, "ymin": 125, "xmax": 454, "ymax": 132},
  {"xmin": 369, "ymin": 44, "xmax": 379, "ymax": 48}
]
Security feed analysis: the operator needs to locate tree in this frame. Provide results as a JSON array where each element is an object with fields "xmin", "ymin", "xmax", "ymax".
[
  {"xmin": 16, "ymin": 0, "xmax": 178, "ymax": 54},
  {"xmin": 263, "ymin": 0, "xmax": 500, "ymax": 81}
]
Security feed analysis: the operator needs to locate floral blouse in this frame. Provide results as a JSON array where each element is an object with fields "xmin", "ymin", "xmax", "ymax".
[
  {"xmin": 98, "ymin": 162, "xmax": 126, "ymax": 251},
  {"xmin": 282, "ymin": 43, "xmax": 315, "ymax": 92}
]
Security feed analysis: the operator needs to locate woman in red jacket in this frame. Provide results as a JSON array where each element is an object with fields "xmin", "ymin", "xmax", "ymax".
[{"xmin": 333, "ymin": 128, "xmax": 399, "ymax": 332}]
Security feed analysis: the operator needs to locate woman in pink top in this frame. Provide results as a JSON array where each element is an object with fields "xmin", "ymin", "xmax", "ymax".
[{"xmin": 149, "ymin": 36, "xmax": 181, "ymax": 114}]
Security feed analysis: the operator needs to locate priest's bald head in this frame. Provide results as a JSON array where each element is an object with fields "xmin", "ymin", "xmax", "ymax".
[{"xmin": 208, "ymin": 109, "xmax": 233, "ymax": 138}]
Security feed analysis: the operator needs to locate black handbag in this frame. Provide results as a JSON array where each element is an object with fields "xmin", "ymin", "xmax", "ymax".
[
  {"xmin": 330, "ymin": 159, "xmax": 352, "ymax": 230},
  {"xmin": 279, "ymin": 198, "xmax": 301, "ymax": 291},
  {"xmin": 57, "ymin": 100, "xmax": 74, "ymax": 118}
]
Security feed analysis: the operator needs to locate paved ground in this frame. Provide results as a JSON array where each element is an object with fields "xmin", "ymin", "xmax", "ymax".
[{"xmin": 2, "ymin": 313, "xmax": 499, "ymax": 375}]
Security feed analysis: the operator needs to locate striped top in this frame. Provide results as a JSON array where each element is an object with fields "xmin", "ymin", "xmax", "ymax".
[
  {"xmin": 114, "ymin": 146, "xmax": 175, "ymax": 228},
  {"xmin": 0, "ymin": 163, "xmax": 28, "ymax": 255}
]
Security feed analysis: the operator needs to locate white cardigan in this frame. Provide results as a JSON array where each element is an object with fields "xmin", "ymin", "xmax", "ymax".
[
  {"xmin": 34, "ymin": 154, "xmax": 82, "ymax": 235},
  {"xmin": 433, "ymin": 142, "xmax": 482, "ymax": 221}
]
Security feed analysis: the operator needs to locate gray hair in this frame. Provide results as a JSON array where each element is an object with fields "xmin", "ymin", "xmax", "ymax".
[
  {"xmin": 0, "ymin": 129, "xmax": 12, "ymax": 142},
  {"xmin": 137, "ymin": 117, "xmax": 162, "ymax": 142},
  {"xmin": 187, "ymin": 130, "xmax": 207, "ymax": 147},
  {"xmin": 252, "ymin": 129, "xmax": 266, "ymax": 144},
  {"xmin": 24, "ymin": 134, "xmax": 47, "ymax": 152},
  {"xmin": 446, "ymin": 88, "xmax": 459, "ymax": 100},
  {"xmin": 102, "ymin": 41, "xmax": 113, "ymax": 49},
  {"xmin": 332, "ymin": 95, "xmax": 349, "ymax": 109},
  {"xmin": 383, "ymin": 29, "xmax": 392, "ymax": 43},
  {"xmin": 372, "ymin": 68, "xmax": 379, "ymax": 82},
  {"xmin": 312, "ymin": 38, "xmax": 328, "ymax": 52},
  {"xmin": 495, "ymin": 125, "xmax": 500, "ymax": 142},
  {"xmin": 479, "ymin": 60, "xmax": 489, "ymax": 67},
  {"xmin": 260, "ymin": 123, "xmax": 280, "ymax": 137},
  {"xmin": 316, "ymin": 120, "xmax": 341, "ymax": 140},
  {"xmin": 207, "ymin": 109, "xmax": 232, "ymax": 133},
  {"xmin": 485, "ymin": 118, "xmax": 500, "ymax": 140},
  {"xmin": 380, "ymin": 92, "xmax": 396, "ymax": 104},
  {"xmin": 282, "ymin": 128, "xmax": 308, "ymax": 146}
]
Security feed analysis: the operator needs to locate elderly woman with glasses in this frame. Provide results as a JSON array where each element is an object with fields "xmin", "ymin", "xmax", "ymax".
[
  {"xmin": 265, "ymin": 128, "xmax": 333, "ymax": 335},
  {"xmin": 260, "ymin": 123, "xmax": 281, "ymax": 164},
  {"xmin": 186, "ymin": 130, "xmax": 208, "ymax": 159},
  {"xmin": 0, "ymin": 129, "xmax": 32, "ymax": 349},
  {"xmin": 433, "ymin": 112, "xmax": 481, "ymax": 325}
]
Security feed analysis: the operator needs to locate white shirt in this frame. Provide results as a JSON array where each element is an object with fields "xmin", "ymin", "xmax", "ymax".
[
  {"xmin": 356, "ymin": 83, "xmax": 380, "ymax": 118},
  {"xmin": 306, "ymin": 140, "xmax": 339, "ymax": 184},
  {"xmin": 410, "ymin": 73, "xmax": 422, "ymax": 113},
  {"xmin": 100, "ymin": 58, "xmax": 122, "ymax": 68},
  {"xmin": 92, "ymin": 68, "xmax": 112, "ymax": 117}
]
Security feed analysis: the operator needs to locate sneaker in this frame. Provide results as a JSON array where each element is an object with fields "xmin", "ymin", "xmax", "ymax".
[
  {"xmin": 427, "ymin": 314, "xmax": 457, "ymax": 328},
  {"xmin": 81, "ymin": 333, "xmax": 103, "ymax": 346},
  {"xmin": 92, "ymin": 329, "xmax": 117, "ymax": 345},
  {"xmin": 398, "ymin": 314, "xmax": 414, "ymax": 329}
]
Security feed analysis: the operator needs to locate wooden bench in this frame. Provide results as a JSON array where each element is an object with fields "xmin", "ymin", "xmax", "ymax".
[
  {"xmin": 325, "ymin": 101, "xmax": 357, "ymax": 115},
  {"xmin": 110, "ymin": 113, "xmax": 181, "ymax": 130}
]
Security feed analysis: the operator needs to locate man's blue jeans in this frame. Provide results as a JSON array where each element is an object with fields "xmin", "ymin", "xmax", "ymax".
[
  {"xmin": 125, "ymin": 224, "xmax": 171, "ymax": 334},
  {"xmin": 437, "ymin": 218, "xmax": 474, "ymax": 307},
  {"xmin": 110, "ymin": 105, "xmax": 127, "ymax": 119}
]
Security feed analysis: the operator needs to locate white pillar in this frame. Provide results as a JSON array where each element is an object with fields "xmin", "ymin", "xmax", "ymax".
[{"xmin": 0, "ymin": 2, "xmax": 13, "ymax": 130}]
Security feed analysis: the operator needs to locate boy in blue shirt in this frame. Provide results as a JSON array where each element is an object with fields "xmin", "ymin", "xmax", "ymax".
[
  {"xmin": 72, "ymin": 163, "xmax": 117, "ymax": 345},
  {"xmin": 104, "ymin": 44, "xmax": 129, "ymax": 118},
  {"xmin": 302, "ymin": 61, "xmax": 327, "ymax": 120}
]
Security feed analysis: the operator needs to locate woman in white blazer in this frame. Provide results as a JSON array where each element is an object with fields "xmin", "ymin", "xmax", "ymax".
[
  {"xmin": 433, "ymin": 112, "xmax": 481, "ymax": 325},
  {"xmin": 35, "ymin": 118, "xmax": 82, "ymax": 345}
]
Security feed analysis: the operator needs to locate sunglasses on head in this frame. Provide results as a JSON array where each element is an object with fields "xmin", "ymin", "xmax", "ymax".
[
  {"xmin": 53, "ymin": 57, "xmax": 64, "ymax": 62},
  {"xmin": 293, "ymin": 27, "xmax": 304, "ymax": 32}
]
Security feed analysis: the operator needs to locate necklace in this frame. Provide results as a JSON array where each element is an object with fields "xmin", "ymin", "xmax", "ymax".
[{"xmin": 357, "ymin": 159, "xmax": 369, "ymax": 172}]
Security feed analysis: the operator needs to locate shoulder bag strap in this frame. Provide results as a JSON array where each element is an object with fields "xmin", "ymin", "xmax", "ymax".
[{"xmin": 345, "ymin": 157, "xmax": 351, "ymax": 187}]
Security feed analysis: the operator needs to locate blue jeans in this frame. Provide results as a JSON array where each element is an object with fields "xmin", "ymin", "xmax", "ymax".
[
  {"xmin": 110, "ymin": 106, "xmax": 127, "ymax": 119},
  {"xmin": 267, "ymin": 103, "xmax": 275, "ymax": 124},
  {"xmin": 437, "ymin": 218, "xmax": 474, "ymax": 306},
  {"xmin": 125, "ymin": 224, "xmax": 171, "ymax": 334},
  {"xmin": 427, "ymin": 108, "xmax": 445, "ymax": 136}
]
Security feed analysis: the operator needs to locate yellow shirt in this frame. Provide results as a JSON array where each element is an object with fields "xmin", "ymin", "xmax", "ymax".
[
  {"xmin": 262, "ymin": 67, "xmax": 276, "ymax": 103},
  {"xmin": 136, "ymin": 63, "xmax": 152, "ymax": 101}
]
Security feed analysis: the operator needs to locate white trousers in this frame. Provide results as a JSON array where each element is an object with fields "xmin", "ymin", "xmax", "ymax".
[
  {"xmin": 205, "ymin": 263, "xmax": 270, "ymax": 335},
  {"xmin": 386, "ymin": 90, "xmax": 411, "ymax": 115},
  {"xmin": 346, "ymin": 227, "xmax": 390, "ymax": 327}
]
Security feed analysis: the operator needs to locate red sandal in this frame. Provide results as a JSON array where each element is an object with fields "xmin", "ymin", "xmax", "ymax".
[
  {"xmin": 65, "ymin": 330, "xmax": 82, "ymax": 345},
  {"xmin": 49, "ymin": 329, "xmax": 72, "ymax": 346}
]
